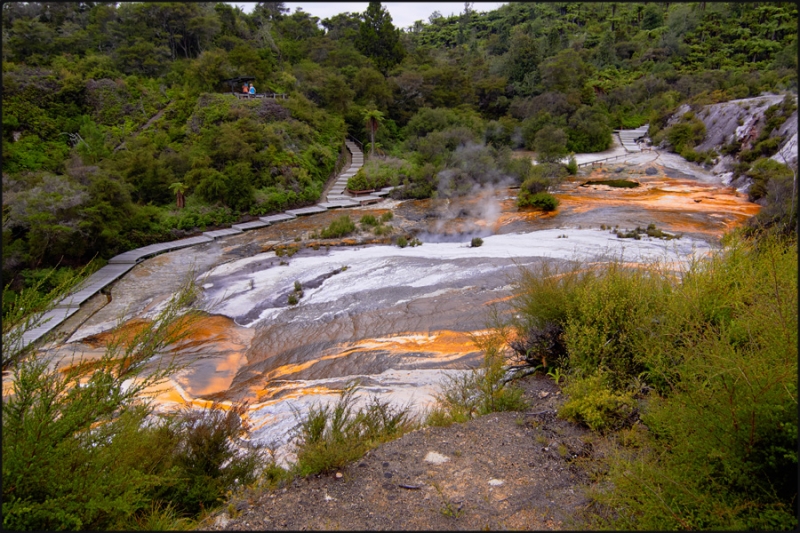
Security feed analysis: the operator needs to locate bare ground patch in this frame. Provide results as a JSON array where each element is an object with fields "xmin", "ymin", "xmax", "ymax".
[{"xmin": 203, "ymin": 373, "xmax": 609, "ymax": 531}]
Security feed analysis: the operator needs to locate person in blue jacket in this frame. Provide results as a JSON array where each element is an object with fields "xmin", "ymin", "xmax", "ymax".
[{"xmin": 249, "ymin": 83, "xmax": 256, "ymax": 96}]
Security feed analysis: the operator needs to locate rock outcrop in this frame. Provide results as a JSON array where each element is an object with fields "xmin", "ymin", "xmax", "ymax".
[{"xmin": 658, "ymin": 94, "xmax": 798, "ymax": 191}]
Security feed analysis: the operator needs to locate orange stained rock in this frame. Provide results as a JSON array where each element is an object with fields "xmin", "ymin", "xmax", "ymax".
[{"xmin": 347, "ymin": 330, "xmax": 488, "ymax": 356}]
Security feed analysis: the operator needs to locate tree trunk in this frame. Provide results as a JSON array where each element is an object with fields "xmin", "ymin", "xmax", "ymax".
[{"xmin": 177, "ymin": 192, "xmax": 185, "ymax": 209}]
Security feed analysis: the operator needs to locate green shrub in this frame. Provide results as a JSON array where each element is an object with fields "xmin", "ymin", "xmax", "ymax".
[
  {"xmin": 566, "ymin": 154, "xmax": 578, "ymax": 175},
  {"xmin": 470, "ymin": 237, "xmax": 483, "ymax": 247},
  {"xmin": 589, "ymin": 233, "xmax": 798, "ymax": 530},
  {"xmin": 1, "ymin": 281, "xmax": 265, "ymax": 530},
  {"xmin": 509, "ymin": 260, "xmax": 595, "ymax": 369},
  {"xmin": 292, "ymin": 384, "xmax": 414, "ymax": 477},
  {"xmin": 359, "ymin": 214, "xmax": 378, "ymax": 226},
  {"xmin": 396, "ymin": 236, "xmax": 408, "ymax": 248},
  {"xmin": 320, "ymin": 215, "xmax": 355, "ymax": 239},
  {"xmin": 664, "ymin": 115, "xmax": 706, "ymax": 153},
  {"xmin": 558, "ymin": 373, "xmax": 637, "ymax": 433},
  {"xmin": 346, "ymin": 157, "xmax": 409, "ymax": 191},
  {"xmin": 380, "ymin": 211, "xmax": 393, "ymax": 222},
  {"xmin": 564, "ymin": 261, "xmax": 670, "ymax": 389},
  {"xmin": 518, "ymin": 191, "xmax": 559, "ymax": 211},
  {"xmin": 373, "ymin": 224, "xmax": 392, "ymax": 236},
  {"xmin": 425, "ymin": 346, "xmax": 527, "ymax": 427}
]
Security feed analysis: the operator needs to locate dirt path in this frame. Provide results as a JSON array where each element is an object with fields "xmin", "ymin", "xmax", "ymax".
[{"xmin": 202, "ymin": 374, "xmax": 608, "ymax": 531}]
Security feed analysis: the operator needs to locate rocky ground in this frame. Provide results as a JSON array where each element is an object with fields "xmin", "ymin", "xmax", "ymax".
[{"xmin": 201, "ymin": 373, "xmax": 614, "ymax": 531}]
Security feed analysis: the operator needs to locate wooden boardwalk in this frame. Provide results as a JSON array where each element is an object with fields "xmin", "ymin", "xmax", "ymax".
[{"xmin": 15, "ymin": 138, "xmax": 398, "ymax": 352}]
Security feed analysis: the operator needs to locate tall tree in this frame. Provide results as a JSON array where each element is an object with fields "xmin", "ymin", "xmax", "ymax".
[
  {"xmin": 356, "ymin": 2, "xmax": 405, "ymax": 74},
  {"xmin": 364, "ymin": 108, "xmax": 384, "ymax": 156}
]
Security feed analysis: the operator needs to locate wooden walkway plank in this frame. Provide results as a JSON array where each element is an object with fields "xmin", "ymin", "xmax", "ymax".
[
  {"xmin": 286, "ymin": 206, "xmax": 328, "ymax": 216},
  {"xmin": 108, "ymin": 235, "xmax": 213, "ymax": 263},
  {"xmin": 232, "ymin": 220, "xmax": 271, "ymax": 231},
  {"xmin": 260, "ymin": 213, "xmax": 296, "ymax": 223},
  {"xmin": 203, "ymin": 228, "xmax": 244, "ymax": 239},
  {"xmin": 19, "ymin": 307, "xmax": 81, "ymax": 348},
  {"xmin": 55, "ymin": 263, "xmax": 137, "ymax": 308}
]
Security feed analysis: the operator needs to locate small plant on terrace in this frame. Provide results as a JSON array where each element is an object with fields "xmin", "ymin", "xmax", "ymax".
[
  {"xmin": 321, "ymin": 216, "xmax": 355, "ymax": 239},
  {"xmin": 470, "ymin": 237, "xmax": 483, "ymax": 248},
  {"xmin": 359, "ymin": 214, "xmax": 378, "ymax": 227}
]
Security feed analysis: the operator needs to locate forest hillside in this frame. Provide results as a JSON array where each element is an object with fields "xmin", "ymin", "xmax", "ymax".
[{"xmin": 2, "ymin": 1, "xmax": 797, "ymax": 298}]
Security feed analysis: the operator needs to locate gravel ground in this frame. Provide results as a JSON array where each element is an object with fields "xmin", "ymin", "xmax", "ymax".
[{"xmin": 202, "ymin": 373, "xmax": 610, "ymax": 531}]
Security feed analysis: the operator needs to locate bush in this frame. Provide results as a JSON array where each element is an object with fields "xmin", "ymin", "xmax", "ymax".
[
  {"xmin": 2, "ymin": 280, "xmax": 266, "ymax": 530},
  {"xmin": 510, "ymin": 233, "xmax": 798, "ymax": 530},
  {"xmin": 564, "ymin": 261, "xmax": 670, "ymax": 389},
  {"xmin": 292, "ymin": 384, "xmax": 414, "ymax": 477},
  {"xmin": 590, "ymin": 233, "xmax": 798, "ymax": 530},
  {"xmin": 359, "ymin": 214, "xmax": 378, "ymax": 226},
  {"xmin": 566, "ymin": 155, "xmax": 578, "ymax": 175},
  {"xmin": 664, "ymin": 115, "xmax": 706, "ymax": 153},
  {"xmin": 425, "ymin": 345, "xmax": 527, "ymax": 427},
  {"xmin": 320, "ymin": 215, "xmax": 355, "ymax": 239},
  {"xmin": 346, "ymin": 157, "xmax": 409, "ymax": 191},
  {"xmin": 470, "ymin": 237, "xmax": 483, "ymax": 247},
  {"xmin": 558, "ymin": 373, "xmax": 637, "ymax": 433},
  {"xmin": 396, "ymin": 236, "xmax": 408, "ymax": 248},
  {"xmin": 518, "ymin": 191, "xmax": 559, "ymax": 211}
]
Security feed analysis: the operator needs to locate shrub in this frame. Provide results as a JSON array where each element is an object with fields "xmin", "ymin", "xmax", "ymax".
[
  {"xmin": 359, "ymin": 214, "xmax": 378, "ymax": 226},
  {"xmin": 346, "ymin": 157, "xmax": 409, "ymax": 191},
  {"xmin": 396, "ymin": 236, "xmax": 408, "ymax": 248},
  {"xmin": 581, "ymin": 179, "xmax": 639, "ymax": 188},
  {"xmin": 1, "ymin": 280, "xmax": 265, "ymax": 530},
  {"xmin": 664, "ymin": 115, "xmax": 706, "ymax": 153},
  {"xmin": 518, "ymin": 191, "xmax": 559, "ymax": 211},
  {"xmin": 564, "ymin": 261, "xmax": 670, "ymax": 389},
  {"xmin": 470, "ymin": 237, "xmax": 483, "ymax": 247},
  {"xmin": 566, "ymin": 154, "xmax": 578, "ymax": 175},
  {"xmin": 558, "ymin": 373, "xmax": 637, "ymax": 433},
  {"xmin": 425, "ymin": 343, "xmax": 527, "ymax": 427},
  {"xmin": 320, "ymin": 215, "xmax": 355, "ymax": 239},
  {"xmin": 292, "ymin": 384, "xmax": 414, "ymax": 477},
  {"xmin": 380, "ymin": 211, "xmax": 393, "ymax": 222},
  {"xmin": 373, "ymin": 224, "xmax": 392, "ymax": 236},
  {"xmin": 588, "ymin": 233, "xmax": 798, "ymax": 530}
]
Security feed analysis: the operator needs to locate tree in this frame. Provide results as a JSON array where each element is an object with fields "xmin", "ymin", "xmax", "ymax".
[
  {"xmin": 169, "ymin": 182, "xmax": 187, "ymax": 209},
  {"xmin": 534, "ymin": 125, "xmax": 568, "ymax": 163},
  {"xmin": 356, "ymin": 2, "xmax": 405, "ymax": 74},
  {"xmin": 364, "ymin": 108, "xmax": 384, "ymax": 156}
]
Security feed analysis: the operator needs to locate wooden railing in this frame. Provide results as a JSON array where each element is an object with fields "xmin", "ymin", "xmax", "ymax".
[
  {"xmin": 577, "ymin": 153, "xmax": 630, "ymax": 168},
  {"xmin": 233, "ymin": 93, "xmax": 288, "ymax": 100},
  {"xmin": 346, "ymin": 135, "xmax": 364, "ymax": 152}
]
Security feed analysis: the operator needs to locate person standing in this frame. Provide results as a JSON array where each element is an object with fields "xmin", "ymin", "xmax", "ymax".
[
  {"xmin": 242, "ymin": 82, "xmax": 249, "ymax": 97},
  {"xmin": 249, "ymin": 83, "xmax": 256, "ymax": 97}
]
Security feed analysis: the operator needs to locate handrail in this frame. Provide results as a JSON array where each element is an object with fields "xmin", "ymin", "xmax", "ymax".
[
  {"xmin": 577, "ymin": 153, "xmax": 629, "ymax": 168},
  {"xmin": 346, "ymin": 135, "xmax": 364, "ymax": 152},
  {"xmin": 233, "ymin": 93, "xmax": 288, "ymax": 99}
]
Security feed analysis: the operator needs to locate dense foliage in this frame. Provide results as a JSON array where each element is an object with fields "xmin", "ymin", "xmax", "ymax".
[
  {"xmin": 2, "ymin": 277, "xmax": 264, "ymax": 530},
  {"xmin": 2, "ymin": 1, "xmax": 796, "ymax": 288},
  {"xmin": 509, "ymin": 231, "xmax": 797, "ymax": 529}
]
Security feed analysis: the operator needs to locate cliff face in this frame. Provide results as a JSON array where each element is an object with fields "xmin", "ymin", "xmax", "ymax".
[{"xmin": 661, "ymin": 94, "xmax": 798, "ymax": 191}]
